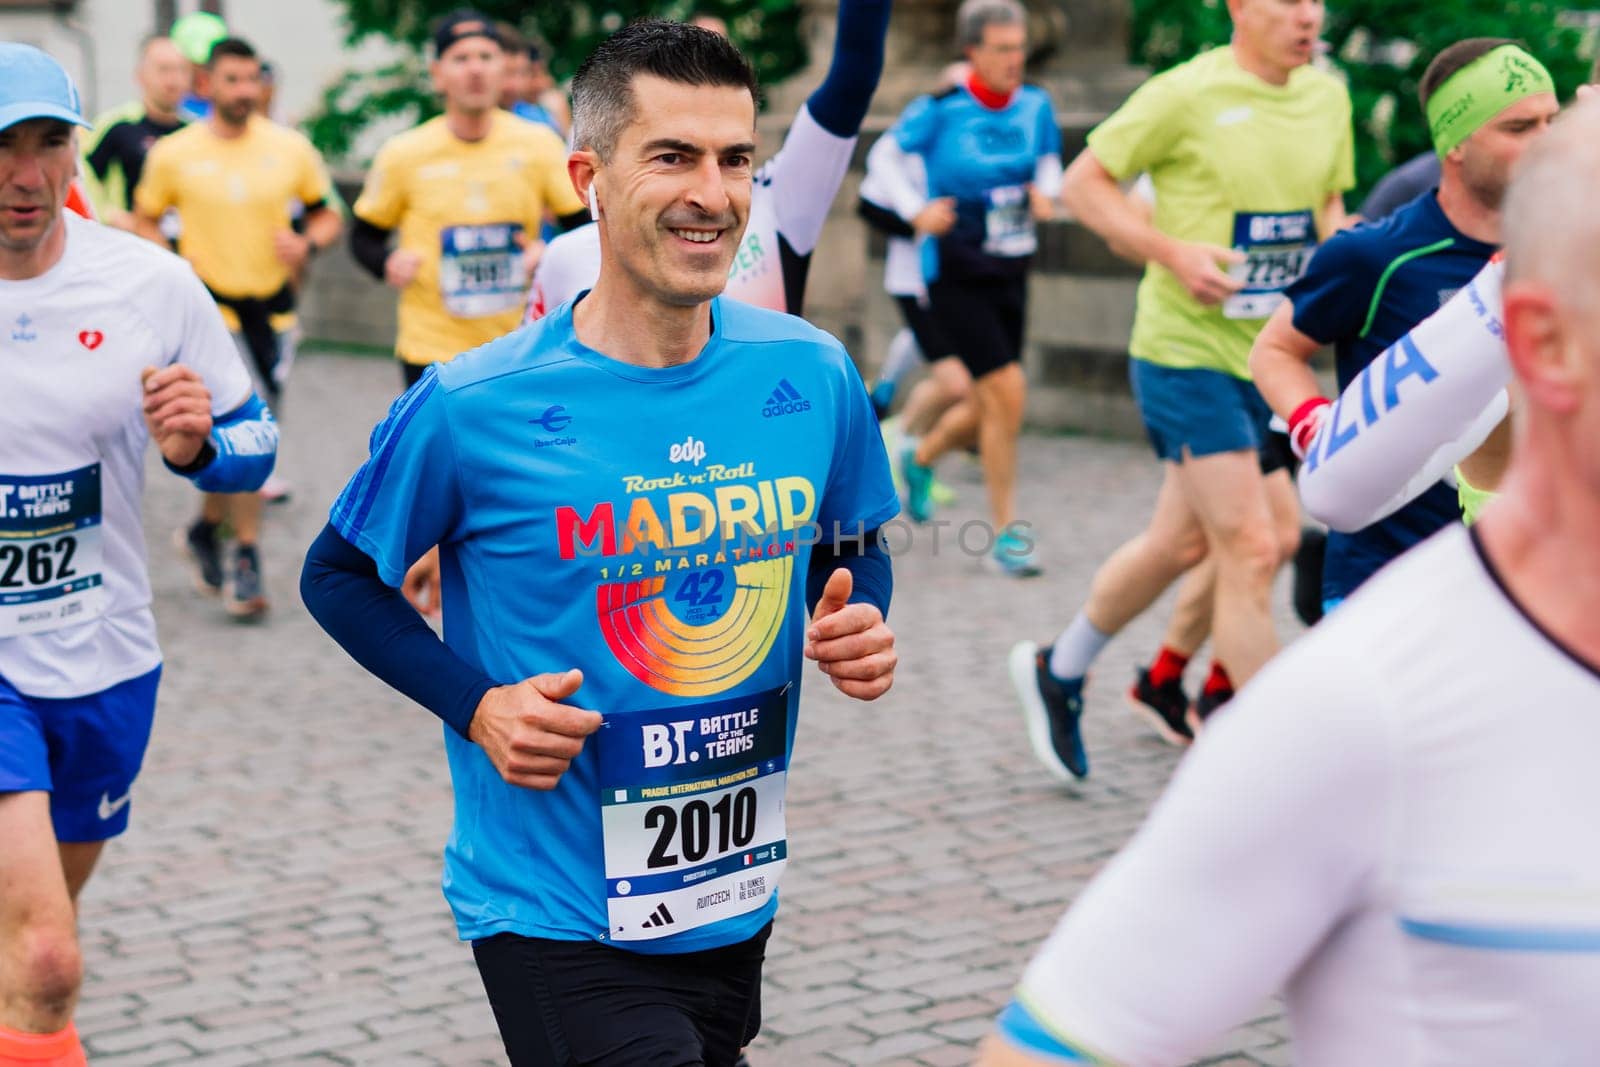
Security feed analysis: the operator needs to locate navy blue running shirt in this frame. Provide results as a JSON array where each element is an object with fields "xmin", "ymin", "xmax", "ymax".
[
  {"xmin": 1285, "ymin": 192, "xmax": 1496, "ymax": 602},
  {"xmin": 329, "ymin": 297, "xmax": 898, "ymax": 954}
]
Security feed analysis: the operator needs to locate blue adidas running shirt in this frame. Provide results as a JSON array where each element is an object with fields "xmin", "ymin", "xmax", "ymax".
[
  {"xmin": 894, "ymin": 84, "xmax": 1061, "ymax": 281},
  {"xmin": 1286, "ymin": 192, "xmax": 1496, "ymax": 602},
  {"xmin": 331, "ymin": 297, "xmax": 898, "ymax": 954}
]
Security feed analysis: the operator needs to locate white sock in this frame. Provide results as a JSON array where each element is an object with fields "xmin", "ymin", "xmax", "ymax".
[
  {"xmin": 877, "ymin": 327, "xmax": 925, "ymax": 389},
  {"xmin": 1048, "ymin": 613, "xmax": 1111, "ymax": 682}
]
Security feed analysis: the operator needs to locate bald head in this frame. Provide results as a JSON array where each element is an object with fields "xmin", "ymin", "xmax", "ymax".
[
  {"xmin": 1503, "ymin": 100, "xmax": 1600, "ymax": 320},
  {"xmin": 137, "ymin": 36, "xmax": 190, "ymax": 119},
  {"xmin": 1498, "ymin": 98, "xmax": 1600, "ymax": 499}
]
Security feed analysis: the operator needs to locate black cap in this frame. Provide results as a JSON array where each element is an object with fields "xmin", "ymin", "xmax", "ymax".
[{"xmin": 433, "ymin": 10, "xmax": 501, "ymax": 58}]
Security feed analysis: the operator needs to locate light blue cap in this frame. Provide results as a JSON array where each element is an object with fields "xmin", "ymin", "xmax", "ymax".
[{"xmin": 0, "ymin": 43, "xmax": 91, "ymax": 133}]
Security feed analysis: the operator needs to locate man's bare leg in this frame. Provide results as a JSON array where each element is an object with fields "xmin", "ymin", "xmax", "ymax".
[
  {"xmin": 0, "ymin": 793, "xmax": 84, "ymax": 1035},
  {"xmin": 900, "ymin": 357, "xmax": 971, "ymax": 436},
  {"xmin": 1175, "ymin": 449, "xmax": 1281, "ymax": 685}
]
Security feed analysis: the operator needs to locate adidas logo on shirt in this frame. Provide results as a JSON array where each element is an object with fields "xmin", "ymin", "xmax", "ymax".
[
  {"xmin": 640, "ymin": 902, "xmax": 676, "ymax": 929},
  {"xmin": 762, "ymin": 379, "xmax": 811, "ymax": 418}
]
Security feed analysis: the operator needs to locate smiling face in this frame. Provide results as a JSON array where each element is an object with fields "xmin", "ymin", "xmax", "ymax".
[
  {"xmin": 585, "ymin": 74, "xmax": 755, "ymax": 307},
  {"xmin": 0, "ymin": 119, "xmax": 75, "ymax": 260}
]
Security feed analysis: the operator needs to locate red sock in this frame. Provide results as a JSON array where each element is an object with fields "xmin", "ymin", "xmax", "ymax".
[
  {"xmin": 0, "ymin": 1023, "xmax": 86, "ymax": 1067},
  {"xmin": 1148, "ymin": 645, "xmax": 1191, "ymax": 688},
  {"xmin": 1203, "ymin": 661, "xmax": 1234, "ymax": 697}
]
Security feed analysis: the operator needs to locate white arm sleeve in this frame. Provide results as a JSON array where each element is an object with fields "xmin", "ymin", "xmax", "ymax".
[
  {"xmin": 1298, "ymin": 259, "xmax": 1511, "ymax": 532},
  {"xmin": 859, "ymin": 132, "xmax": 928, "ymax": 222},
  {"xmin": 1015, "ymin": 644, "xmax": 1392, "ymax": 1066},
  {"xmin": 766, "ymin": 104, "xmax": 857, "ymax": 256},
  {"xmin": 1033, "ymin": 154, "xmax": 1064, "ymax": 199}
]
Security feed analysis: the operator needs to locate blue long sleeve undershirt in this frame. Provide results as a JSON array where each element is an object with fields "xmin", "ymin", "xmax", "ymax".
[{"xmin": 805, "ymin": 0, "xmax": 892, "ymax": 139}]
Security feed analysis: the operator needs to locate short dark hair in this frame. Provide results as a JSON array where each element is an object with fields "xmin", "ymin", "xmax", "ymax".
[
  {"xmin": 1419, "ymin": 38, "xmax": 1517, "ymax": 110},
  {"xmin": 206, "ymin": 37, "xmax": 258, "ymax": 69},
  {"xmin": 495, "ymin": 21, "xmax": 528, "ymax": 55},
  {"xmin": 571, "ymin": 19, "xmax": 757, "ymax": 160}
]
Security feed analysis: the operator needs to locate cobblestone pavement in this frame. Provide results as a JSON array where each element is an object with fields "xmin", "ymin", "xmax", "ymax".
[{"xmin": 76, "ymin": 351, "xmax": 1301, "ymax": 1066}]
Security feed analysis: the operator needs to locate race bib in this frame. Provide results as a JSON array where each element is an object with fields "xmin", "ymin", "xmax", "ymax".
[
  {"xmin": 597, "ymin": 686, "xmax": 790, "ymax": 943},
  {"xmin": 439, "ymin": 222, "xmax": 526, "ymax": 317},
  {"xmin": 1224, "ymin": 210, "xmax": 1316, "ymax": 320},
  {"xmin": 0, "ymin": 465, "xmax": 105, "ymax": 637},
  {"xmin": 982, "ymin": 185, "xmax": 1036, "ymax": 258}
]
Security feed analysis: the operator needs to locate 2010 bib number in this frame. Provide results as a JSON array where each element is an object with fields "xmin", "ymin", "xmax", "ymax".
[
  {"xmin": 597, "ymin": 687, "xmax": 790, "ymax": 942},
  {"xmin": 644, "ymin": 787, "xmax": 759, "ymax": 869}
]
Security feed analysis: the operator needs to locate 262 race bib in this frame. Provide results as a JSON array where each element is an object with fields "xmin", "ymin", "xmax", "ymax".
[
  {"xmin": 1224, "ymin": 210, "xmax": 1316, "ymax": 320},
  {"xmin": 0, "ymin": 465, "xmax": 105, "ymax": 637},
  {"xmin": 439, "ymin": 222, "xmax": 526, "ymax": 318},
  {"xmin": 596, "ymin": 686, "xmax": 790, "ymax": 942}
]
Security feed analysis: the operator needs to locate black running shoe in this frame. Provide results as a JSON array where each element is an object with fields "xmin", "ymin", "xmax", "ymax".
[
  {"xmin": 1293, "ymin": 527, "xmax": 1327, "ymax": 627},
  {"xmin": 1007, "ymin": 640, "xmax": 1088, "ymax": 780},
  {"xmin": 226, "ymin": 544, "xmax": 269, "ymax": 620},
  {"xmin": 176, "ymin": 520, "xmax": 224, "ymax": 595},
  {"xmin": 1186, "ymin": 687, "xmax": 1235, "ymax": 736},
  {"xmin": 1125, "ymin": 668, "xmax": 1193, "ymax": 746}
]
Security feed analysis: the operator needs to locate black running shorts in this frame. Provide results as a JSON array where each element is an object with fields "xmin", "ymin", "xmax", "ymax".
[
  {"xmin": 926, "ymin": 273, "xmax": 1027, "ymax": 380},
  {"xmin": 893, "ymin": 294, "xmax": 958, "ymax": 363},
  {"xmin": 472, "ymin": 923, "xmax": 771, "ymax": 1067}
]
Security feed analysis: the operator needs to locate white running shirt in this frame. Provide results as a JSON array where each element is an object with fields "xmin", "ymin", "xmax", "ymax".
[
  {"xmin": 0, "ymin": 214, "xmax": 252, "ymax": 697},
  {"xmin": 526, "ymin": 104, "xmax": 857, "ymax": 319},
  {"xmin": 1015, "ymin": 526, "xmax": 1600, "ymax": 1067},
  {"xmin": 859, "ymin": 130, "xmax": 929, "ymax": 298}
]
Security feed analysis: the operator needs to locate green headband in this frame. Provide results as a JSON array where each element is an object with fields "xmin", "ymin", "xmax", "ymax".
[{"xmin": 1426, "ymin": 45, "xmax": 1554, "ymax": 158}]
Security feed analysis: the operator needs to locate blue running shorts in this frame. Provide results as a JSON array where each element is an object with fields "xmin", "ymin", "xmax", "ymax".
[
  {"xmin": 1129, "ymin": 357, "xmax": 1273, "ymax": 462},
  {"xmin": 0, "ymin": 665, "xmax": 162, "ymax": 842}
]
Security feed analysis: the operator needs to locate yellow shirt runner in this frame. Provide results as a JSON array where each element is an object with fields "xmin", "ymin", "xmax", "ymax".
[
  {"xmin": 136, "ymin": 115, "xmax": 334, "ymax": 331},
  {"xmin": 355, "ymin": 110, "xmax": 583, "ymax": 367},
  {"xmin": 1088, "ymin": 47, "xmax": 1355, "ymax": 379}
]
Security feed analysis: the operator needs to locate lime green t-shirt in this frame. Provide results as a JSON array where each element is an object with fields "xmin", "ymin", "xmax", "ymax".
[
  {"xmin": 1457, "ymin": 468, "xmax": 1496, "ymax": 525},
  {"xmin": 1088, "ymin": 47, "xmax": 1356, "ymax": 379}
]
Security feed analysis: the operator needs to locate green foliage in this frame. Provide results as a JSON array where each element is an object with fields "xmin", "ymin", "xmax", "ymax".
[
  {"xmin": 1129, "ymin": 0, "xmax": 1600, "ymax": 200},
  {"xmin": 306, "ymin": 0, "xmax": 807, "ymax": 163}
]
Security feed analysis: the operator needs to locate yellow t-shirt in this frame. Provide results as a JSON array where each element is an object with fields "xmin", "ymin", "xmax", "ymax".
[
  {"xmin": 354, "ymin": 111, "xmax": 583, "ymax": 366},
  {"xmin": 136, "ymin": 116, "xmax": 333, "ymax": 330},
  {"xmin": 1088, "ymin": 47, "xmax": 1355, "ymax": 379}
]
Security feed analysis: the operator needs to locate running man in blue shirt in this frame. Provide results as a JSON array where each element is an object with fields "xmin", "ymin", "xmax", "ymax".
[
  {"xmin": 301, "ymin": 22, "xmax": 898, "ymax": 1066},
  {"xmin": 1252, "ymin": 38, "xmax": 1557, "ymax": 612},
  {"xmin": 879, "ymin": 0, "xmax": 1062, "ymax": 576}
]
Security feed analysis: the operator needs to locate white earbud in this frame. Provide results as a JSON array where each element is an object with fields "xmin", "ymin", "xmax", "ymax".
[{"xmin": 588, "ymin": 184, "xmax": 600, "ymax": 221}]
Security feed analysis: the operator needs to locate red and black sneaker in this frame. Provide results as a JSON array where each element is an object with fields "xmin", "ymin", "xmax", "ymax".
[
  {"xmin": 1125, "ymin": 668, "xmax": 1193, "ymax": 746},
  {"xmin": 1186, "ymin": 686, "xmax": 1235, "ymax": 736}
]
